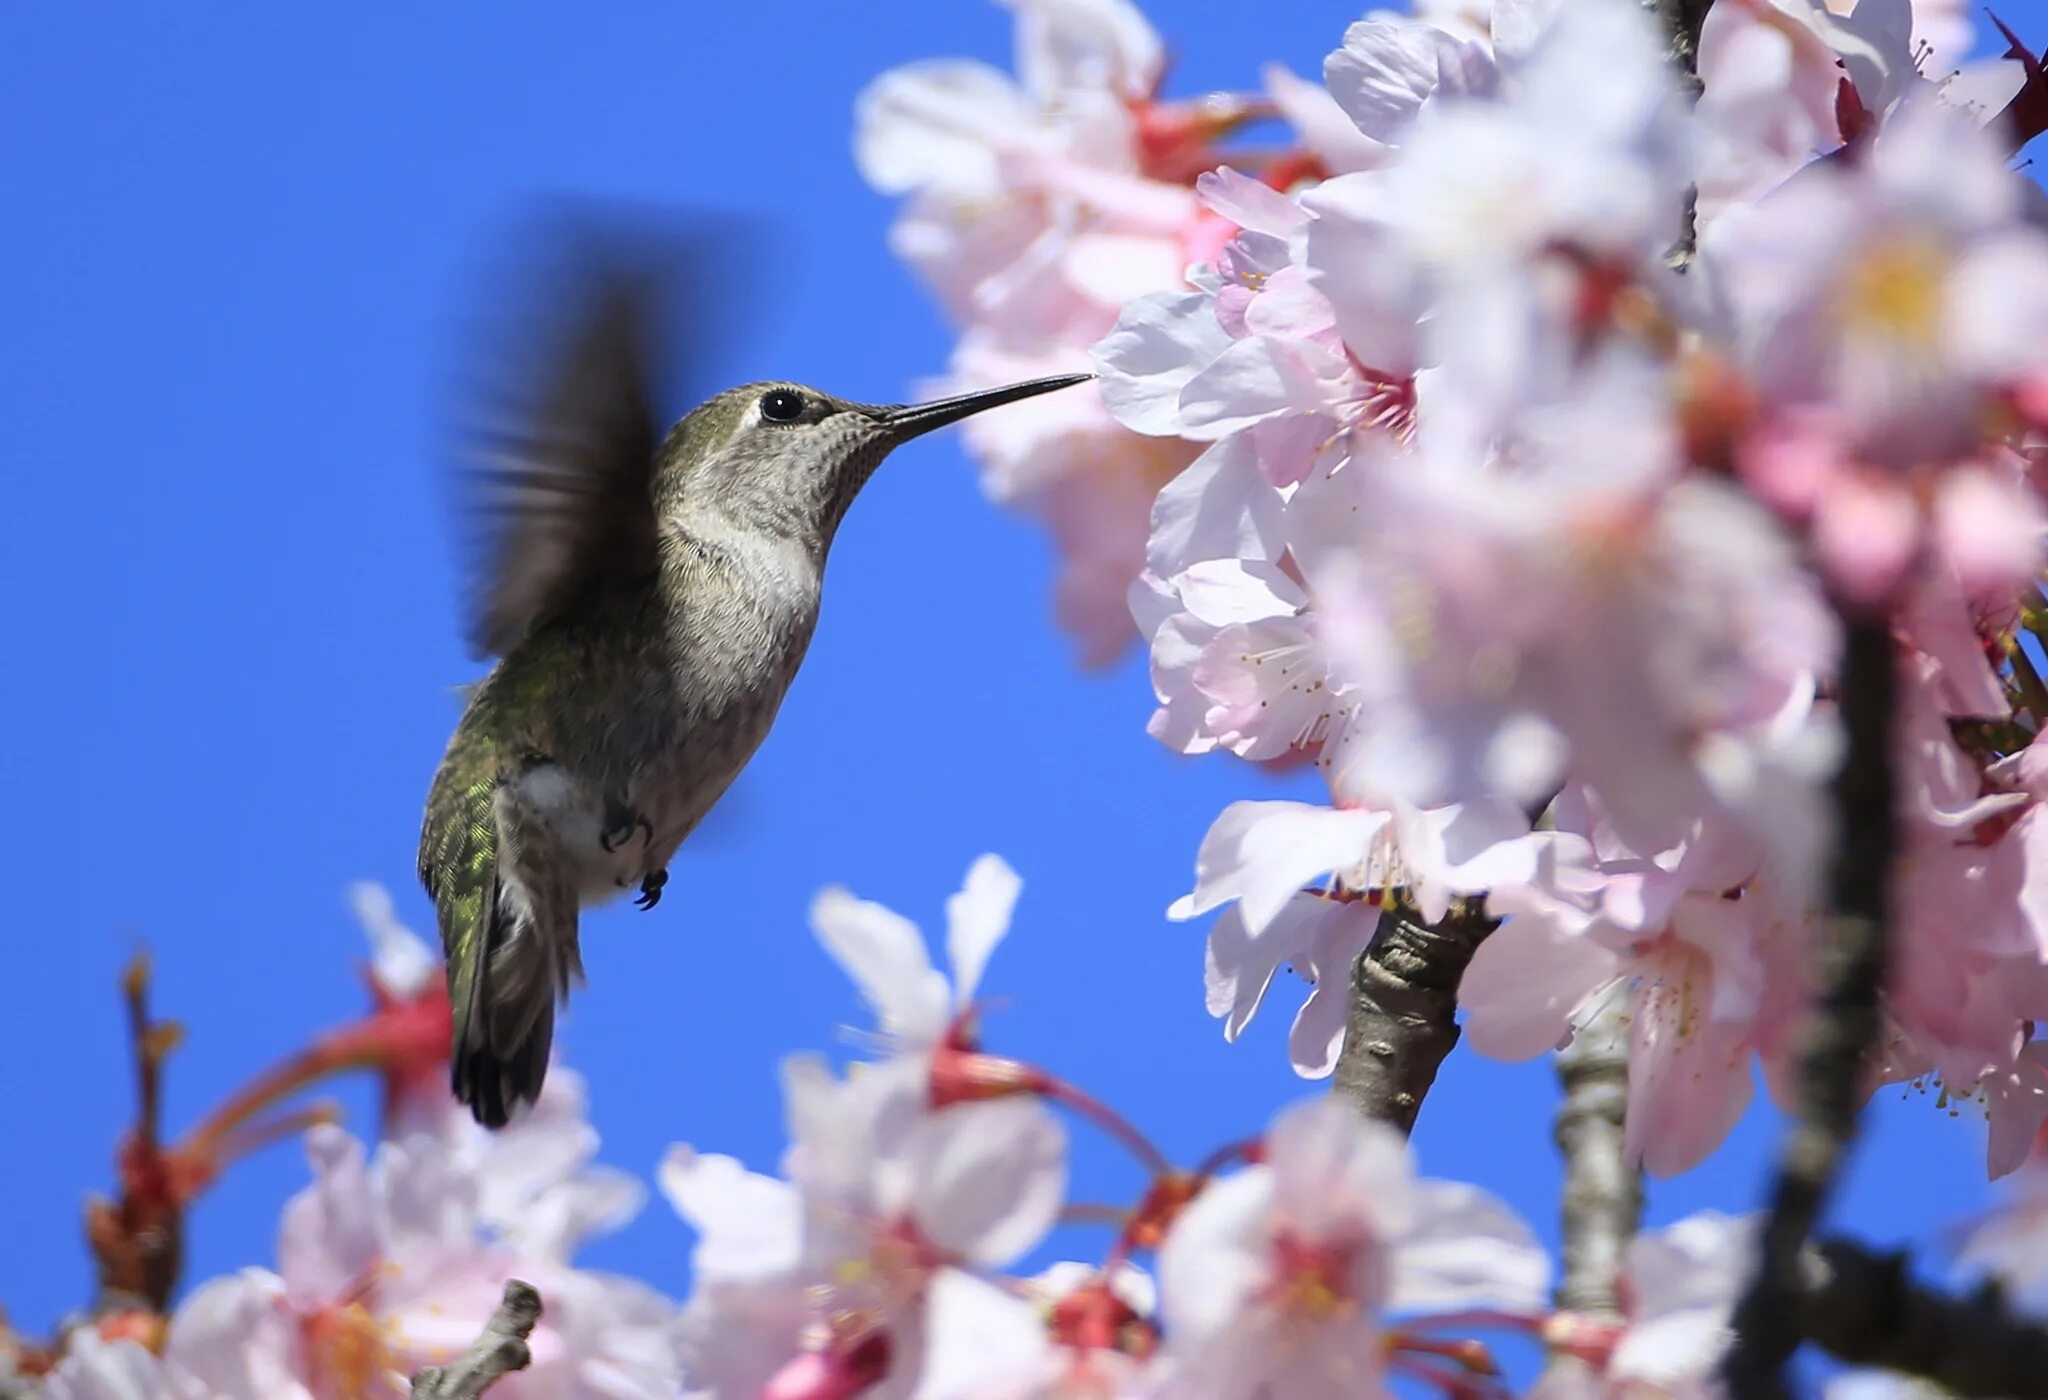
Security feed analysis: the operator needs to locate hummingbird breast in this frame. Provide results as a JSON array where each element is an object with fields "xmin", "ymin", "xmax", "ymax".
[{"xmin": 554, "ymin": 522, "xmax": 824, "ymax": 902}]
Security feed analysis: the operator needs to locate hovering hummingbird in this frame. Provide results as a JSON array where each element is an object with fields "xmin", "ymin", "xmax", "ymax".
[{"xmin": 418, "ymin": 257, "xmax": 1089, "ymax": 1127}]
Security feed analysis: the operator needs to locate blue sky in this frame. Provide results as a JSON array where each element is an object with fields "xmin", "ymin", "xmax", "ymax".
[{"xmin": 0, "ymin": 0, "xmax": 2021, "ymax": 1351}]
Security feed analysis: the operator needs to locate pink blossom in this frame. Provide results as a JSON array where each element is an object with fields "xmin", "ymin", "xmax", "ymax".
[
  {"xmin": 164, "ymin": 1110, "xmax": 678, "ymax": 1400},
  {"xmin": 855, "ymin": 0, "xmax": 1252, "ymax": 664},
  {"xmin": 1461, "ymin": 798, "xmax": 1789, "ymax": 1176},
  {"xmin": 1152, "ymin": 1098, "xmax": 1545, "ymax": 1400},
  {"xmin": 1546, "ymin": 1212, "xmax": 1758, "ymax": 1397},
  {"xmin": 38, "ymin": 1333, "xmax": 171, "ymax": 1400},
  {"xmin": 1705, "ymin": 100, "xmax": 2048, "ymax": 597},
  {"xmin": 809, "ymin": 853, "xmax": 1023, "ymax": 1056},
  {"xmin": 665, "ymin": 1052, "xmax": 1068, "ymax": 1400},
  {"xmin": 1955, "ymin": 1123, "xmax": 2048, "ymax": 1303},
  {"xmin": 1310, "ymin": 444, "xmax": 1839, "ymax": 890}
]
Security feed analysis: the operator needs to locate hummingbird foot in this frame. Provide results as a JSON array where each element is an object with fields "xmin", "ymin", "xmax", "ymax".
[
  {"xmin": 634, "ymin": 869, "xmax": 668, "ymax": 911},
  {"xmin": 600, "ymin": 800, "xmax": 655, "ymax": 855}
]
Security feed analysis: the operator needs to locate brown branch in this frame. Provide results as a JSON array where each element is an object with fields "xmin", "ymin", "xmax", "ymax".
[
  {"xmin": 1799, "ymin": 1238, "xmax": 2048, "ymax": 1398},
  {"xmin": 1651, "ymin": 0, "xmax": 1713, "ymax": 267},
  {"xmin": 84, "ymin": 953, "xmax": 186, "ymax": 1316},
  {"xmin": 1331, "ymin": 902, "xmax": 1496, "ymax": 1135},
  {"xmin": 1725, "ymin": 614, "xmax": 1899, "ymax": 1399},
  {"xmin": 409, "ymin": 1280, "xmax": 543, "ymax": 1399},
  {"xmin": 1551, "ymin": 996, "xmax": 1642, "ymax": 1318}
]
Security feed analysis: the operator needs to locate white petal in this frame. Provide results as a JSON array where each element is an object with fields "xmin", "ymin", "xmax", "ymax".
[
  {"xmin": 811, "ymin": 886, "xmax": 951, "ymax": 1043},
  {"xmin": 41, "ymin": 1335, "xmax": 171, "ymax": 1400},
  {"xmin": 908, "ymin": 1100, "xmax": 1068, "ymax": 1266},
  {"xmin": 1007, "ymin": 0, "xmax": 1164, "ymax": 100},
  {"xmin": 1458, "ymin": 915, "xmax": 1618, "ymax": 1060},
  {"xmin": 915, "ymin": 1268, "xmax": 1057, "ymax": 1398},
  {"xmin": 1147, "ymin": 435, "xmax": 1287, "ymax": 581},
  {"xmin": 276, "ymin": 1124, "xmax": 377, "ymax": 1309},
  {"xmin": 349, "ymin": 880, "xmax": 437, "ymax": 998},
  {"xmin": 658, "ymin": 1147, "xmax": 803, "ymax": 1282},
  {"xmin": 1172, "ymin": 801, "xmax": 1390, "ymax": 935},
  {"xmin": 1092, "ymin": 291, "xmax": 1236, "ymax": 437},
  {"xmin": 1156, "ymin": 1168, "xmax": 1273, "ymax": 1343},
  {"xmin": 164, "ymin": 1269, "xmax": 314, "ymax": 1400},
  {"xmin": 1387, "ymin": 1180, "xmax": 1550, "ymax": 1313},
  {"xmin": 1197, "ymin": 166, "xmax": 1311, "ymax": 236},
  {"xmin": 947, "ymin": 854, "xmax": 1022, "ymax": 1009},
  {"xmin": 1264, "ymin": 1098, "xmax": 1417, "ymax": 1240},
  {"xmin": 501, "ymin": 1164, "xmax": 644, "ymax": 1262},
  {"xmin": 1175, "ymin": 558, "xmax": 1302, "ymax": 628},
  {"xmin": 854, "ymin": 60, "xmax": 1034, "ymax": 195},
  {"xmin": 1324, "ymin": 21, "xmax": 1450, "ymax": 142}
]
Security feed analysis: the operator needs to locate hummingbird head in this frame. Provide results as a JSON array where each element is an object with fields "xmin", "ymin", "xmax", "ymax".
[{"xmin": 652, "ymin": 373, "xmax": 1093, "ymax": 550}]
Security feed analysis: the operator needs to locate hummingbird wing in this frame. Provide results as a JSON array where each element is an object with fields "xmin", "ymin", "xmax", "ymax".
[
  {"xmin": 459, "ymin": 260, "xmax": 667, "ymax": 660},
  {"xmin": 418, "ymin": 727, "xmax": 581, "ymax": 1128}
]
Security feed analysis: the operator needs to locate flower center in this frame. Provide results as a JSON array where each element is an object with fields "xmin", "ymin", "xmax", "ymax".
[
  {"xmin": 1840, "ymin": 236, "xmax": 1947, "ymax": 348},
  {"xmin": 304, "ymin": 1299, "xmax": 390, "ymax": 1400},
  {"xmin": 1269, "ymin": 1229, "xmax": 1361, "ymax": 1319}
]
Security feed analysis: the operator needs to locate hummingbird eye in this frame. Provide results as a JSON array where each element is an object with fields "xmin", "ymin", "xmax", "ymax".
[{"xmin": 759, "ymin": 388, "xmax": 806, "ymax": 424}]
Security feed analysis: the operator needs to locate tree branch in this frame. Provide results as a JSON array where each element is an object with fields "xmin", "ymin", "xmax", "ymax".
[
  {"xmin": 409, "ymin": 1281, "xmax": 543, "ymax": 1399},
  {"xmin": 1642, "ymin": 0, "xmax": 1710, "ymax": 95},
  {"xmin": 1551, "ymin": 995, "xmax": 1642, "ymax": 1317},
  {"xmin": 1725, "ymin": 614, "xmax": 1899, "ymax": 1399},
  {"xmin": 1332, "ymin": 902, "xmax": 1496, "ymax": 1135},
  {"xmin": 1799, "ymin": 1238, "xmax": 2048, "ymax": 1398}
]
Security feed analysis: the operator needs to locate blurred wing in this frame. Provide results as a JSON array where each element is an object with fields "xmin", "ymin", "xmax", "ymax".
[{"xmin": 460, "ymin": 257, "xmax": 667, "ymax": 659}]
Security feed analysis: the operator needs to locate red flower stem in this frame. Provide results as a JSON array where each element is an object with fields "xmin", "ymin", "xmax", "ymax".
[
  {"xmin": 179, "ymin": 1027, "xmax": 381, "ymax": 1160},
  {"xmin": 1389, "ymin": 1354, "xmax": 1485, "ymax": 1397},
  {"xmin": 121, "ymin": 954, "xmax": 162, "ymax": 1153},
  {"xmin": 1392, "ymin": 1333, "xmax": 1501, "ymax": 1377},
  {"xmin": 1192, "ymin": 1137, "xmax": 1262, "ymax": 1182},
  {"xmin": 1038, "ymin": 1077, "xmax": 1170, "ymax": 1175},
  {"xmin": 1409, "ymin": 1309, "xmax": 1547, "ymax": 1335},
  {"xmin": 1058, "ymin": 1203, "xmax": 1131, "ymax": 1229},
  {"xmin": 212, "ymin": 1101, "xmax": 343, "ymax": 1169}
]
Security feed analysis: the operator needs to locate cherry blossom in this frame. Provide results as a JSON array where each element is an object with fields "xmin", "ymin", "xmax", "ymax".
[
  {"xmin": 663, "ymin": 1056, "xmax": 1068, "ymax": 1399},
  {"xmin": 810, "ymin": 852, "xmax": 1023, "ymax": 1056},
  {"xmin": 163, "ymin": 1109, "xmax": 678, "ymax": 1399},
  {"xmin": 1460, "ymin": 797, "xmax": 1788, "ymax": 1176},
  {"xmin": 36, "ymin": 1334, "xmax": 169, "ymax": 1400},
  {"xmin": 853, "ymin": 0, "xmax": 1208, "ymax": 663},
  {"xmin": 1705, "ymin": 100, "xmax": 2048, "ymax": 601},
  {"xmin": 1152, "ymin": 1098, "xmax": 1545, "ymax": 1400},
  {"xmin": 1537, "ymin": 1212, "xmax": 1758, "ymax": 1398}
]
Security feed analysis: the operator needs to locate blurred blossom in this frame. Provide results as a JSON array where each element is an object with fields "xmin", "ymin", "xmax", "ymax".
[
  {"xmin": 38, "ymin": 1334, "xmax": 170, "ymax": 1400},
  {"xmin": 1053, "ymin": 0, "xmax": 2048, "ymax": 1128},
  {"xmin": 164, "ymin": 1109, "xmax": 678, "ymax": 1400},
  {"xmin": 857, "ymin": 0, "xmax": 1358, "ymax": 664},
  {"xmin": 1533, "ymin": 1212, "xmax": 1758, "ymax": 1399},
  {"xmin": 1152, "ymin": 1098, "xmax": 1546, "ymax": 1400}
]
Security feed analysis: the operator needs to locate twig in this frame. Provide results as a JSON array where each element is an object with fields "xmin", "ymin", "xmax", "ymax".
[
  {"xmin": 1551, "ymin": 995, "xmax": 1642, "ymax": 1318},
  {"xmin": 1799, "ymin": 1238, "xmax": 2048, "ymax": 1398},
  {"xmin": 1724, "ymin": 614, "xmax": 1899, "ymax": 1399},
  {"xmin": 84, "ymin": 953, "xmax": 186, "ymax": 1315},
  {"xmin": 1650, "ymin": 0, "xmax": 1713, "ymax": 266},
  {"xmin": 1331, "ymin": 902, "xmax": 1496, "ymax": 1135},
  {"xmin": 409, "ymin": 1280, "xmax": 543, "ymax": 1399}
]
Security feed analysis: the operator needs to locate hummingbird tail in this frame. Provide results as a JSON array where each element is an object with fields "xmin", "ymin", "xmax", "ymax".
[{"xmin": 425, "ymin": 776, "xmax": 581, "ymax": 1130}]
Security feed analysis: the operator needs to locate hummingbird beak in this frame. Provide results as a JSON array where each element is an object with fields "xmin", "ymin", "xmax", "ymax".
[{"xmin": 870, "ymin": 373, "xmax": 1094, "ymax": 442}]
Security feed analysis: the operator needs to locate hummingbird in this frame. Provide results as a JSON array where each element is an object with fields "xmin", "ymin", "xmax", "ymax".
[{"xmin": 418, "ymin": 255, "xmax": 1089, "ymax": 1127}]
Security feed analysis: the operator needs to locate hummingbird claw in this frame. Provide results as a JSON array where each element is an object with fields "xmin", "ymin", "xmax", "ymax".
[
  {"xmin": 635, "ymin": 869, "xmax": 668, "ymax": 911},
  {"xmin": 600, "ymin": 800, "xmax": 653, "ymax": 854}
]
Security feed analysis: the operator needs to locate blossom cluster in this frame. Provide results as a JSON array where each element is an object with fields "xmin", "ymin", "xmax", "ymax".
[
  {"xmin": 854, "ymin": 0, "xmax": 1374, "ymax": 663},
  {"xmin": 872, "ymin": 0, "xmax": 2048, "ymax": 1178},
  {"xmin": 32, "ymin": 862, "xmax": 2048, "ymax": 1399},
  {"xmin": 34, "ymin": 890, "xmax": 682, "ymax": 1400}
]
